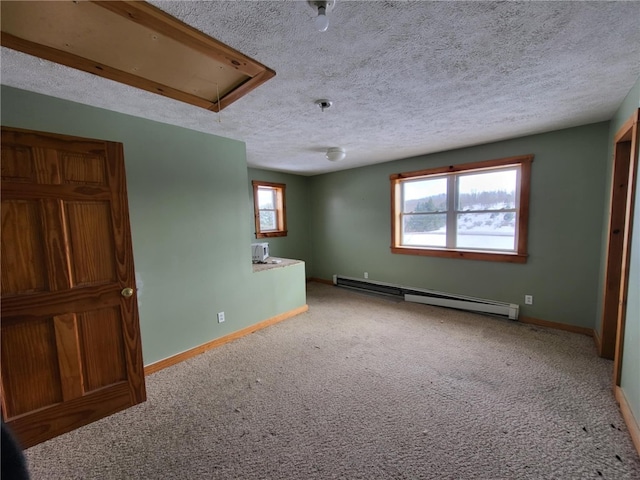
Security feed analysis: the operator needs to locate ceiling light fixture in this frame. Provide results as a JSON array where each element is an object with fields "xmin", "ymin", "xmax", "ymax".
[
  {"xmin": 326, "ymin": 147, "xmax": 346, "ymax": 162},
  {"xmin": 308, "ymin": 1, "xmax": 336, "ymax": 32}
]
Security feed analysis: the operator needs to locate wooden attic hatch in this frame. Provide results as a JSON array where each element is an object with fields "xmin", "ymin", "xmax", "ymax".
[{"xmin": 0, "ymin": 1, "xmax": 275, "ymax": 112}]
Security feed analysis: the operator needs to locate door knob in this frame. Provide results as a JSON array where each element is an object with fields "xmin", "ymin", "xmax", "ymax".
[{"xmin": 121, "ymin": 287, "xmax": 134, "ymax": 298}]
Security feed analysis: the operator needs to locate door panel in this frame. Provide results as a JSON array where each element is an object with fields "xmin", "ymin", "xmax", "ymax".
[
  {"xmin": 0, "ymin": 127, "xmax": 145, "ymax": 448},
  {"xmin": 66, "ymin": 201, "xmax": 117, "ymax": 285},
  {"xmin": 1, "ymin": 144, "xmax": 35, "ymax": 182},
  {"xmin": 78, "ymin": 307, "xmax": 127, "ymax": 392},
  {"xmin": 61, "ymin": 151, "xmax": 106, "ymax": 185},
  {"xmin": 1, "ymin": 316, "xmax": 63, "ymax": 416},
  {"xmin": 1, "ymin": 200, "xmax": 48, "ymax": 295}
]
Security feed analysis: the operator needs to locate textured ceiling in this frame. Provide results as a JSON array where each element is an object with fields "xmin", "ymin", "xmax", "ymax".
[{"xmin": 2, "ymin": 1, "xmax": 640, "ymax": 175}]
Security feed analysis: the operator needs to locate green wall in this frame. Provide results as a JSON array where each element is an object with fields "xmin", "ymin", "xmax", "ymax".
[
  {"xmin": 308, "ymin": 123, "xmax": 609, "ymax": 329},
  {"xmin": 3, "ymin": 79, "xmax": 637, "ymax": 431},
  {"xmin": 247, "ymin": 168, "xmax": 312, "ymax": 269},
  {"xmin": 4, "ymin": 81, "xmax": 635, "ymax": 422},
  {"xmin": 606, "ymin": 76, "xmax": 640, "ymax": 428},
  {"xmin": 1, "ymin": 86, "xmax": 306, "ymax": 366}
]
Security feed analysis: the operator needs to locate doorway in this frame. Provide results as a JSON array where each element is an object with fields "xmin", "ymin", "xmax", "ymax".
[{"xmin": 599, "ymin": 109, "xmax": 639, "ymax": 386}]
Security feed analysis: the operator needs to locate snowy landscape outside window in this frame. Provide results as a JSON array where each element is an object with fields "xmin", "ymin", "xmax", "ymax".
[
  {"xmin": 252, "ymin": 181, "xmax": 287, "ymax": 238},
  {"xmin": 390, "ymin": 155, "xmax": 533, "ymax": 263}
]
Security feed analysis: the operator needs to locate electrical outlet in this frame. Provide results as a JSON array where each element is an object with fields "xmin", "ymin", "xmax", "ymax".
[
  {"xmin": 525, "ymin": 295, "xmax": 533, "ymax": 305},
  {"xmin": 217, "ymin": 311, "xmax": 225, "ymax": 323},
  {"xmin": 364, "ymin": 272, "xmax": 369, "ymax": 279}
]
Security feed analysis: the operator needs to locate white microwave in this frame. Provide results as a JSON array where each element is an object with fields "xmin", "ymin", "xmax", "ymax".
[{"xmin": 251, "ymin": 242, "xmax": 269, "ymax": 263}]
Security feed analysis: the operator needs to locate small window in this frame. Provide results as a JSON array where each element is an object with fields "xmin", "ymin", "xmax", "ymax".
[
  {"xmin": 390, "ymin": 155, "xmax": 533, "ymax": 263},
  {"xmin": 252, "ymin": 181, "xmax": 287, "ymax": 238}
]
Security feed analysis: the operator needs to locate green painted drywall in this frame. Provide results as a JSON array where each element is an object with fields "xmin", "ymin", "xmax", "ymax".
[
  {"xmin": 610, "ymin": 76, "xmax": 640, "ymax": 425},
  {"xmin": 609, "ymin": 76, "xmax": 640, "ymax": 141},
  {"xmin": 308, "ymin": 123, "xmax": 609, "ymax": 329},
  {"xmin": 247, "ymin": 168, "xmax": 312, "ymax": 270},
  {"xmin": 1, "ymin": 86, "xmax": 306, "ymax": 365}
]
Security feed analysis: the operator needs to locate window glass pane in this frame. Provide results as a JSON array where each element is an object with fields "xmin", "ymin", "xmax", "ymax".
[
  {"xmin": 457, "ymin": 169, "xmax": 516, "ymax": 211},
  {"xmin": 456, "ymin": 213, "xmax": 515, "ymax": 250},
  {"xmin": 402, "ymin": 214, "xmax": 447, "ymax": 246},
  {"xmin": 259, "ymin": 211, "xmax": 277, "ymax": 231},
  {"xmin": 257, "ymin": 187, "xmax": 276, "ymax": 209},
  {"xmin": 403, "ymin": 178, "xmax": 447, "ymax": 213}
]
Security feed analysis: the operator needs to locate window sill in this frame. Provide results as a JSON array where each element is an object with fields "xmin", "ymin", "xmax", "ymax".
[
  {"xmin": 390, "ymin": 246, "xmax": 527, "ymax": 263},
  {"xmin": 256, "ymin": 231, "xmax": 288, "ymax": 239}
]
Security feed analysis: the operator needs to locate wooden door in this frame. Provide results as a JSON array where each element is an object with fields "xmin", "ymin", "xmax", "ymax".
[{"xmin": 0, "ymin": 127, "xmax": 146, "ymax": 448}]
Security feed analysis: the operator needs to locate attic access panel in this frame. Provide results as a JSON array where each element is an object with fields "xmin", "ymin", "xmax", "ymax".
[{"xmin": 0, "ymin": 1, "xmax": 275, "ymax": 112}]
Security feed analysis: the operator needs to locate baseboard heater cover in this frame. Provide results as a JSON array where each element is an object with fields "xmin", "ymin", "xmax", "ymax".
[{"xmin": 333, "ymin": 275, "xmax": 519, "ymax": 320}]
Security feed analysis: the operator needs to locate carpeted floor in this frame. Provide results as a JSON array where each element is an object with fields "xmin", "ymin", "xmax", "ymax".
[{"xmin": 25, "ymin": 282, "xmax": 640, "ymax": 479}]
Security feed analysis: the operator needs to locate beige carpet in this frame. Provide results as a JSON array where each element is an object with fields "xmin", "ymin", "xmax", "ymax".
[{"xmin": 25, "ymin": 282, "xmax": 640, "ymax": 479}]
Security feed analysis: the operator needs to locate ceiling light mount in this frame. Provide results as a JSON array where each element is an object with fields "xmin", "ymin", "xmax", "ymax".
[
  {"xmin": 315, "ymin": 99, "xmax": 333, "ymax": 112},
  {"xmin": 308, "ymin": 0, "xmax": 336, "ymax": 32},
  {"xmin": 326, "ymin": 147, "xmax": 346, "ymax": 162}
]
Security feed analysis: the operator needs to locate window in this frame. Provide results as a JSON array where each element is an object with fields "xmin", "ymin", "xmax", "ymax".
[
  {"xmin": 252, "ymin": 181, "xmax": 287, "ymax": 238},
  {"xmin": 390, "ymin": 155, "xmax": 533, "ymax": 263}
]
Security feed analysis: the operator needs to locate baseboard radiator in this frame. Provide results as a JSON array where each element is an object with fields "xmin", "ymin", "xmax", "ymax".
[{"xmin": 333, "ymin": 275, "xmax": 519, "ymax": 320}]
